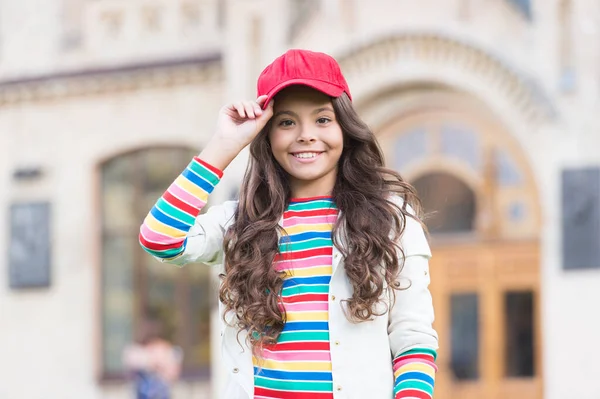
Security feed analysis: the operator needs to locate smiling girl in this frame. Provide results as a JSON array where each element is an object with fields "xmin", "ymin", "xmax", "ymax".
[{"xmin": 139, "ymin": 49, "xmax": 438, "ymax": 399}]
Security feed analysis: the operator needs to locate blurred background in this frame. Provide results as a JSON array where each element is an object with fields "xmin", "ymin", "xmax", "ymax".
[{"xmin": 1, "ymin": 0, "xmax": 599, "ymax": 398}]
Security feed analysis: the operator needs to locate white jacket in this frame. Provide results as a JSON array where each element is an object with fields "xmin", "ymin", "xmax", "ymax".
[{"xmin": 158, "ymin": 198, "xmax": 438, "ymax": 399}]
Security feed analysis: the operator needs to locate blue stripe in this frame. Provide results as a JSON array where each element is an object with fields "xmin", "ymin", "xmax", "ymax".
[
  {"xmin": 254, "ymin": 367, "xmax": 333, "ymax": 381},
  {"xmin": 282, "ymin": 321, "xmax": 329, "ymax": 331},
  {"xmin": 181, "ymin": 167, "xmax": 215, "ymax": 193},
  {"xmin": 283, "ymin": 276, "xmax": 331, "ymax": 288},
  {"xmin": 150, "ymin": 207, "xmax": 191, "ymax": 230},
  {"xmin": 395, "ymin": 371, "xmax": 435, "ymax": 386},
  {"xmin": 280, "ymin": 231, "xmax": 332, "ymax": 244}
]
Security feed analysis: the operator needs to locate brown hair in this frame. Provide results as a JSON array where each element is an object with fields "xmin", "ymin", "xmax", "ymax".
[{"xmin": 219, "ymin": 93, "xmax": 422, "ymax": 355}]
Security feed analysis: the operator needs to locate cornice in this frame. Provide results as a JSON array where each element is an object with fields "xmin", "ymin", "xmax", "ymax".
[{"xmin": 0, "ymin": 52, "xmax": 223, "ymax": 105}]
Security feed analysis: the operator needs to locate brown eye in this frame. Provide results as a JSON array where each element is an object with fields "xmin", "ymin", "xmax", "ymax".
[
  {"xmin": 317, "ymin": 117, "xmax": 331, "ymax": 124},
  {"xmin": 278, "ymin": 119, "xmax": 294, "ymax": 127}
]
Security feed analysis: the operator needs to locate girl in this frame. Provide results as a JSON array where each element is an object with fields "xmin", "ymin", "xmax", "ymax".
[{"xmin": 139, "ymin": 49, "xmax": 438, "ymax": 399}]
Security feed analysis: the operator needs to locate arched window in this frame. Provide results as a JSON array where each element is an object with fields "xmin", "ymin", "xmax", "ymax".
[
  {"xmin": 100, "ymin": 147, "xmax": 212, "ymax": 379},
  {"xmin": 412, "ymin": 172, "xmax": 476, "ymax": 234}
]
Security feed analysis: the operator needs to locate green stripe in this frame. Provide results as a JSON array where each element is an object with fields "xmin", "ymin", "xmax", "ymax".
[
  {"xmin": 282, "ymin": 284, "xmax": 329, "ymax": 296},
  {"xmin": 143, "ymin": 246, "xmax": 184, "ymax": 258},
  {"xmin": 395, "ymin": 379, "xmax": 434, "ymax": 395},
  {"xmin": 255, "ymin": 376, "xmax": 333, "ymax": 392},
  {"xmin": 279, "ymin": 238, "xmax": 332, "ymax": 252},
  {"xmin": 156, "ymin": 198, "xmax": 196, "ymax": 225},
  {"xmin": 188, "ymin": 160, "xmax": 220, "ymax": 186},
  {"xmin": 278, "ymin": 331, "xmax": 330, "ymax": 342},
  {"xmin": 287, "ymin": 200, "xmax": 336, "ymax": 211}
]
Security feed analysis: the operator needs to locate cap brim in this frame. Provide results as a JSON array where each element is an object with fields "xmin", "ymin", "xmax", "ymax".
[{"xmin": 261, "ymin": 79, "xmax": 345, "ymax": 109}]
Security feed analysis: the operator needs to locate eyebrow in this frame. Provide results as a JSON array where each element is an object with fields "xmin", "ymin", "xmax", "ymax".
[{"xmin": 273, "ymin": 106, "xmax": 334, "ymax": 119}]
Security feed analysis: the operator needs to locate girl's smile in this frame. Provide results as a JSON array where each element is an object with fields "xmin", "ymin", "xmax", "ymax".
[{"xmin": 290, "ymin": 150, "xmax": 324, "ymax": 162}]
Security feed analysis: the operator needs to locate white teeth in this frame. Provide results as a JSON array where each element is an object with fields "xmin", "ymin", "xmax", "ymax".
[{"xmin": 293, "ymin": 152, "xmax": 319, "ymax": 159}]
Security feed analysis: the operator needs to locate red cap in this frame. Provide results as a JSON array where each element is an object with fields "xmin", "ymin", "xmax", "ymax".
[{"xmin": 257, "ymin": 49, "xmax": 352, "ymax": 109}]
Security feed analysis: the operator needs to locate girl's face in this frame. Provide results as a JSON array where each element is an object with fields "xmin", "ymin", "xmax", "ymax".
[{"xmin": 268, "ymin": 86, "xmax": 344, "ymax": 198}]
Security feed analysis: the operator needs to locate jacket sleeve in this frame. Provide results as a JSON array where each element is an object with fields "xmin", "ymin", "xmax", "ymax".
[
  {"xmin": 388, "ymin": 199, "xmax": 439, "ymax": 398},
  {"xmin": 138, "ymin": 156, "xmax": 236, "ymax": 267}
]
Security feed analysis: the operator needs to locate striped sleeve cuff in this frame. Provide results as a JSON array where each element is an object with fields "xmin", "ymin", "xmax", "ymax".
[
  {"xmin": 393, "ymin": 348, "xmax": 438, "ymax": 399},
  {"xmin": 139, "ymin": 157, "xmax": 223, "ymax": 259}
]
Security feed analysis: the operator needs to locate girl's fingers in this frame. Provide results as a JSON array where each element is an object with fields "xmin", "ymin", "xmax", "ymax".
[
  {"xmin": 233, "ymin": 102, "xmax": 245, "ymax": 118},
  {"xmin": 228, "ymin": 99, "xmax": 266, "ymax": 120},
  {"xmin": 256, "ymin": 95, "xmax": 268, "ymax": 106},
  {"xmin": 243, "ymin": 101, "xmax": 256, "ymax": 118},
  {"xmin": 256, "ymin": 100, "xmax": 274, "ymax": 126},
  {"xmin": 253, "ymin": 102, "xmax": 263, "ymax": 116},
  {"xmin": 262, "ymin": 101, "xmax": 274, "ymax": 117}
]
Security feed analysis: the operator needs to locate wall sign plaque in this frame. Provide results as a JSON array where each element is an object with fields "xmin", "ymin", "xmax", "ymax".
[{"xmin": 8, "ymin": 202, "xmax": 52, "ymax": 288}]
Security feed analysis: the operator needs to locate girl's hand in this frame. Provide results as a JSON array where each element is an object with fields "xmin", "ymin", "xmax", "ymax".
[
  {"xmin": 215, "ymin": 95, "xmax": 274, "ymax": 150},
  {"xmin": 198, "ymin": 95, "xmax": 274, "ymax": 171}
]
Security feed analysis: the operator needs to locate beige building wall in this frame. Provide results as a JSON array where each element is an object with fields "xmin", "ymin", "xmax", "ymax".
[{"xmin": 0, "ymin": 78, "xmax": 225, "ymax": 398}]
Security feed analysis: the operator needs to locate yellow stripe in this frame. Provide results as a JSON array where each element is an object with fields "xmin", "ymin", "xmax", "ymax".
[
  {"xmin": 283, "ymin": 223, "xmax": 333, "ymax": 235},
  {"xmin": 285, "ymin": 311, "xmax": 329, "ymax": 322},
  {"xmin": 145, "ymin": 215, "xmax": 187, "ymax": 238},
  {"xmin": 394, "ymin": 362, "xmax": 436, "ymax": 378},
  {"xmin": 284, "ymin": 266, "xmax": 332, "ymax": 277},
  {"xmin": 175, "ymin": 175, "xmax": 210, "ymax": 201},
  {"xmin": 255, "ymin": 359, "xmax": 332, "ymax": 371}
]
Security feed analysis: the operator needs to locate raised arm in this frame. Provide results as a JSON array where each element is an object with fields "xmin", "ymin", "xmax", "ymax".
[
  {"xmin": 138, "ymin": 96, "xmax": 274, "ymax": 266},
  {"xmin": 138, "ymin": 157, "xmax": 226, "ymax": 264}
]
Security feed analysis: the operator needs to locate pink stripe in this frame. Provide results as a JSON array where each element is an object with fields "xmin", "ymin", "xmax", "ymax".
[
  {"xmin": 260, "ymin": 350, "xmax": 332, "ymax": 362},
  {"xmin": 284, "ymin": 302, "xmax": 329, "ymax": 312},
  {"xmin": 283, "ymin": 215, "xmax": 338, "ymax": 228},
  {"xmin": 168, "ymin": 184, "xmax": 206, "ymax": 209},
  {"xmin": 140, "ymin": 224, "xmax": 182, "ymax": 245},
  {"xmin": 274, "ymin": 256, "xmax": 332, "ymax": 270}
]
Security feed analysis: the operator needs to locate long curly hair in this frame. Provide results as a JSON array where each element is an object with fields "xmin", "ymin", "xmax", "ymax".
[{"xmin": 219, "ymin": 93, "xmax": 423, "ymax": 355}]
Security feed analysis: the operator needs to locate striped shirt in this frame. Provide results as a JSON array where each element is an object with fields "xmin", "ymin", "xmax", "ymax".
[
  {"xmin": 138, "ymin": 157, "xmax": 437, "ymax": 399},
  {"xmin": 393, "ymin": 348, "xmax": 437, "ymax": 399},
  {"xmin": 139, "ymin": 157, "xmax": 222, "ymax": 260},
  {"xmin": 254, "ymin": 196, "xmax": 338, "ymax": 399}
]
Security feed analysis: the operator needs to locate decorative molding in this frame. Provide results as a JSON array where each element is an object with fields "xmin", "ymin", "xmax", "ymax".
[
  {"xmin": 337, "ymin": 32, "xmax": 557, "ymax": 124},
  {"xmin": 0, "ymin": 53, "xmax": 223, "ymax": 106}
]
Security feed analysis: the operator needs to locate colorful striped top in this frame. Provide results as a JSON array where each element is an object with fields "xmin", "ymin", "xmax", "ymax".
[
  {"xmin": 393, "ymin": 348, "xmax": 437, "ymax": 399},
  {"xmin": 253, "ymin": 196, "xmax": 338, "ymax": 399},
  {"xmin": 138, "ymin": 157, "xmax": 438, "ymax": 398},
  {"xmin": 139, "ymin": 156, "xmax": 222, "ymax": 260}
]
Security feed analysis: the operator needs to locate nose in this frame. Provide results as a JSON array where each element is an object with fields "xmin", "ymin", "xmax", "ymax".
[{"xmin": 296, "ymin": 126, "xmax": 317, "ymax": 143}]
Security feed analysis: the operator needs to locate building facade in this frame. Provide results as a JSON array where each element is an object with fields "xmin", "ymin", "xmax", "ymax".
[{"xmin": 1, "ymin": 0, "xmax": 599, "ymax": 398}]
